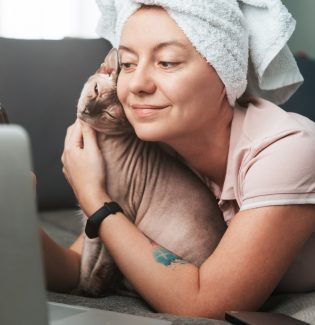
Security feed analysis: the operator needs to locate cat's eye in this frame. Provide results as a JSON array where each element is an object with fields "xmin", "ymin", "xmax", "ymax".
[{"xmin": 94, "ymin": 83, "xmax": 99, "ymax": 95}]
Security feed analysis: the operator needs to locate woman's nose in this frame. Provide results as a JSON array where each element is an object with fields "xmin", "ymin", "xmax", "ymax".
[{"xmin": 128, "ymin": 64, "xmax": 156, "ymax": 95}]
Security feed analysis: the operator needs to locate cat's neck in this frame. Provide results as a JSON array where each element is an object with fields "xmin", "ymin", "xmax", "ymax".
[{"xmin": 94, "ymin": 119, "xmax": 134, "ymax": 136}]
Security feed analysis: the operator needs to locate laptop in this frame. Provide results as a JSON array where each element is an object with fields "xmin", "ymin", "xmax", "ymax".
[{"xmin": 0, "ymin": 125, "xmax": 171, "ymax": 325}]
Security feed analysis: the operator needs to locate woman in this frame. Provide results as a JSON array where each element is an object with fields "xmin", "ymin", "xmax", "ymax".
[{"xmin": 44, "ymin": 0, "xmax": 315, "ymax": 320}]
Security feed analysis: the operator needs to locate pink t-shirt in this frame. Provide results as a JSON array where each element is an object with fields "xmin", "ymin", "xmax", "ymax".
[{"xmin": 207, "ymin": 97, "xmax": 315, "ymax": 225}]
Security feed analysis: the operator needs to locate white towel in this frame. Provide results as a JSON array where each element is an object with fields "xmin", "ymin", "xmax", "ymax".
[{"xmin": 95, "ymin": 0, "xmax": 303, "ymax": 105}]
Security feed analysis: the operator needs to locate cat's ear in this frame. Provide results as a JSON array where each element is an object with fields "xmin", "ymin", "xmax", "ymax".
[{"xmin": 97, "ymin": 48, "xmax": 119, "ymax": 77}]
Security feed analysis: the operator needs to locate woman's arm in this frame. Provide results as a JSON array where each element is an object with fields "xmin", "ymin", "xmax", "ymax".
[
  {"xmin": 33, "ymin": 168, "xmax": 82, "ymax": 293},
  {"xmin": 96, "ymin": 203, "xmax": 315, "ymax": 319},
  {"xmin": 40, "ymin": 230, "xmax": 83, "ymax": 292},
  {"xmin": 61, "ymin": 120, "xmax": 315, "ymax": 319}
]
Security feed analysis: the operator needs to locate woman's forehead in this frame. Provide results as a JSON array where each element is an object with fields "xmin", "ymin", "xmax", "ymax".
[{"xmin": 120, "ymin": 6, "xmax": 192, "ymax": 52}]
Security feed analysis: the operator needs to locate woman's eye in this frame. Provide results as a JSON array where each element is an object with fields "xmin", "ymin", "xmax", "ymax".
[
  {"xmin": 159, "ymin": 61, "xmax": 178, "ymax": 69},
  {"xmin": 120, "ymin": 62, "xmax": 136, "ymax": 70}
]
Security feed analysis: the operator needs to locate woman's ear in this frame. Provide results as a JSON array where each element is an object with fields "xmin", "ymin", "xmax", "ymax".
[{"xmin": 97, "ymin": 48, "xmax": 120, "ymax": 78}]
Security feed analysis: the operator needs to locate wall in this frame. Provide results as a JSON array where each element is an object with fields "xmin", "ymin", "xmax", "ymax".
[{"xmin": 283, "ymin": 0, "xmax": 315, "ymax": 58}]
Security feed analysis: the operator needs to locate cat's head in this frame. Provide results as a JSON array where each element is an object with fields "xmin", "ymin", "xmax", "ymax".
[{"xmin": 77, "ymin": 48, "xmax": 131, "ymax": 133}]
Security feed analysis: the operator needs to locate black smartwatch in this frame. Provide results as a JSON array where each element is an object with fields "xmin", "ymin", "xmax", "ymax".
[{"xmin": 85, "ymin": 201, "xmax": 123, "ymax": 239}]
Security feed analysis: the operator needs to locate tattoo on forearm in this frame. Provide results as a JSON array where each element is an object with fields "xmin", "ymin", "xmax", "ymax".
[{"xmin": 148, "ymin": 237, "xmax": 186, "ymax": 267}]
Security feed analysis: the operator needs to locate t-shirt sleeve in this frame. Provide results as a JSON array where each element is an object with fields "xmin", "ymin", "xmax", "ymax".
[{"xmin": 240, "ymin": 129, "xmax": 315, "ymax": 211}]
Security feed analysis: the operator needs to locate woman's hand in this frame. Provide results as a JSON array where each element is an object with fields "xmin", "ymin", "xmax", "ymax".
[
  {"xmin": 31, "ymin": 171, "xmax": 37, "ymax": 190},
  {"xmin": 61, "ymin": 119, "xmax": 109, "ymax": 215}
]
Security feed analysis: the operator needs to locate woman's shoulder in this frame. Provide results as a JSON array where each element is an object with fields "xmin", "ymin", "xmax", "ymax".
[
  {"xmin": 232, "ymin": 98, "xmax": 315, "ymax": 210},
  {"xmin": 233, "ymin": 97, "xmax": 315, "ymax": 174},
  {"xmin": 236, "ymin": 97, "xmax": 315, "ymax": 144}
]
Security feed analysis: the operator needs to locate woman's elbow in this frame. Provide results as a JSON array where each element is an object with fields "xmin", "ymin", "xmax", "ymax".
[{"xmin": 153, "ymin": 290, "xmax": 228, "ymax": 320}]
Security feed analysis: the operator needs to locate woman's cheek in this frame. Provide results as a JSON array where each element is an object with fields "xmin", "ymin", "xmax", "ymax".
[
  {"xmin": 116, "ymin": 79, "xmax": 133, "ymax": 125},
  {"xmin": 116, "ymin": 75, "xmax": 128, "ymax": 104}
]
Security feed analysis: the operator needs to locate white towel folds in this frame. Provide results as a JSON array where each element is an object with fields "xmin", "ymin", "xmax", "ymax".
[{"xmin": 96, "ymin": 0, "xmax": 303, "ymax": 105}]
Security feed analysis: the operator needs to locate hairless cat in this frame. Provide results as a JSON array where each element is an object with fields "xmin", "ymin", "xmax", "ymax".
[{"xmin": 75, "ymin": 49, "xmax": 226, "ymax": 296}]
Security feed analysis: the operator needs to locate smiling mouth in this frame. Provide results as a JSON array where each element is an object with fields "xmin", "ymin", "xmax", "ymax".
[
  {"xmin": 131, "ymin": 104, "xmax": 169, "ymax": 110},
  {"xmin": 130, "ymin": 104, "xmax": 170, "ymax": 118}
]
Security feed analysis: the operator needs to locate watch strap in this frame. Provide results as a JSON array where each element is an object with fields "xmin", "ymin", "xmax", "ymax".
[{"xmin": 85, "ymin": 201, "xmax": 123, "ymax": 239}]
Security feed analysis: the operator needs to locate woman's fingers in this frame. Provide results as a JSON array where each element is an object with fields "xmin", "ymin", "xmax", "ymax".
[
  {"xmin": 62, "ymin": 121, "xmax": 77, "ymax": 177},
  {"xmin": 31, "ymin": 171, "xmax": 37, "ymax": 191},
  {"xmin": 60, "ymin": 119, "xmax": 107, "ymax": 213},
  {"xmin": 64, "ymin": 122, "xmax": 74, "ymax": 150},
  {"xmin": 64, "ymin": 119, "xmax": 83, "ymax": 151},
  {"xmin": 63, "ymin": 119, "xmax": 98, "ymax": 154},
  {"xmin": 80, "ymin": 121, "xmax": 99, "ymax": 152},
  {"xmin": 61, "ymin": 119, "xmax": 82, "ymax": 166}
]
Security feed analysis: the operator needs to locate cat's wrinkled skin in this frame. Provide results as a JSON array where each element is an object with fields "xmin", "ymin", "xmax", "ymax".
[{"xmin": 75, "ymin": 48, "xmax": 226, "ymax": 297}]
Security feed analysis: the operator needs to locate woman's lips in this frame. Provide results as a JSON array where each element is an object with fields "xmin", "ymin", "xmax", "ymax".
[
  {"xmin": 130, "ymin": 104, "xmax": 169, "ymax": 117},
  {"xmin": 131, "ymin": 104, "xmax": 169, "ymax": 109}
]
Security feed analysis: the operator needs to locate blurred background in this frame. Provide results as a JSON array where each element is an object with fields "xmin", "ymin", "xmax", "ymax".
[
  {"xmin": 0, "ymin": 0, "xmax": 100, "ymax": 39},
  {"xmin": 0, "ymin": 0, "xmax": 314, "ymax": 58},
  {"xmin": 284, "ymin": 0, "xmax": 315, "ymax": 58}
]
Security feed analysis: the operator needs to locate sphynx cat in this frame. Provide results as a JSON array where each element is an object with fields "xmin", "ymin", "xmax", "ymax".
[{"xmin": 75, "ymin": 48, "xmax": 226, "ymax": 296}]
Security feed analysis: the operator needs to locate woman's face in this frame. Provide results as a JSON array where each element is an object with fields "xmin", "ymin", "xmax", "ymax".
[{"xmin": 117, "ymin": 6, "xmax": 228, "ymax": 144}]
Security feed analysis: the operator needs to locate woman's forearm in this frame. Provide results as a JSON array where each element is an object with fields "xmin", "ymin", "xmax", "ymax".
[
  {"xmin": 40, "ymin": 229, "xmax": 81, "ymax": 292},
  {"xmin": 99, "ymin": 212, "xmax": 205, "ymax": 316}
]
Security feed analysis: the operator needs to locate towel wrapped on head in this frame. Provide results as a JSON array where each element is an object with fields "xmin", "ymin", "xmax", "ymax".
[{"xmin": 96, "ymin": 0, "xmax": 303, "ymax": 105}]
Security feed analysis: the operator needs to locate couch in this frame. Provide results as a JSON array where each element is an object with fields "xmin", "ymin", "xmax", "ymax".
[{"xmin": 0, "ymin": 37, "xmax": 314, "ymax": 324}]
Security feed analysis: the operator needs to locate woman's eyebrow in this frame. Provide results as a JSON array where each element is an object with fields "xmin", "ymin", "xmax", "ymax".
[
  {"xmin": 153, "ymin": 40, "xmax": 188, "ymax": 51},
  {"xmin": 119, "ymin": 40, "xmax": 188, "ymax": 54}
]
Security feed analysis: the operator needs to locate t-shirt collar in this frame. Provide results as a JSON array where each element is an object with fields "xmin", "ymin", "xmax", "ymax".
[{"xmin": 209, "ymin": 104, "xmax": 247, "ymax": 201}]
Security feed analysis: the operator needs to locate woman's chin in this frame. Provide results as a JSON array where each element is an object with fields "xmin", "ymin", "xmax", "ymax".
[
  {"xmin": 133, "ymin": 127, "xmax": 166, "ymax": 142},
  {"xmin": 134, "ymin": 132, "xmax": 159, "ymax": 142}
]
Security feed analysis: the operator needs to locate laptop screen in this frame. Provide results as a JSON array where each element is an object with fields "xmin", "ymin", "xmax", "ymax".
[{"xmin": 0, "ymin": 125, "xmax": 49, "ymax": 325}]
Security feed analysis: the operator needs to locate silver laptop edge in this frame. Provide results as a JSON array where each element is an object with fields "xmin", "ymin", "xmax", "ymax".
[
  {"xmin": 0, "ymin": 125, "xmax": 49, "ymax": 324},
  {"xmin": 0, "ymin": 125, "xmax": 171, "ymax": 325}
]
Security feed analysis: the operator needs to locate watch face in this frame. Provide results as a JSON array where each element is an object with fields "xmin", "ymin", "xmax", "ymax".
[{"xmin": 85, "ymin": 218, "xmax": 98, "ymax": 239}]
